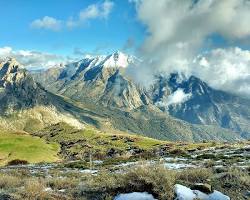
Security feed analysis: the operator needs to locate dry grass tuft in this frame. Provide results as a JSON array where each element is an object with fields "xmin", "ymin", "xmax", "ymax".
[
  {"xmin": 85, "ymin": 164, "xmax": 176, "ymax": 199},
  {"xmin": 0, "ymin": 174, "xmax": 21, "ymax": 189},
  {"xmin": 19, "ymin": 178, "xmax": 48, "ymax": 200},
  {"xmin": 177, "ymin": 168, "xmax": 213, "ymax": 185}
]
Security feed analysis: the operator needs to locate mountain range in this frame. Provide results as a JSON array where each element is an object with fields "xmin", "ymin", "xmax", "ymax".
[{"xmin": 1, "ymin": 51, "xmax": 249, "ymax": 142}]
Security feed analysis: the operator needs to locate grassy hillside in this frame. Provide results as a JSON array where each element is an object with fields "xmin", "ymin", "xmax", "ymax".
[
  {"xmin": 0, "ymin": 88, "xmax": 240, "ymax": 142},
  {"xmin": 33, "ymin": 122, "xmax": 236, "ymax": 163},
  {"xmin": 0, "ymin": 132, "xmax": 60, "ymax": 166},
  {"xmin": 33, "ymin": 122, "xmax": 167, "ymax": 160},
  {"xmin": 0, "ymin": 105, "xmax": 84, "ymax": 133},
  {"xmin": 0, "ymin": 122, "xmax": 246, "ymax": 166}
]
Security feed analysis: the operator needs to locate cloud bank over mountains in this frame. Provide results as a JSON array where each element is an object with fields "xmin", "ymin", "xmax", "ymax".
[
  {"xmin": 129, "ymin": 0, "xmax": 250, "ymax": 97},
  {"xmin": 193, "ymin": 47, "xmax": 250, "ymax": 97},
  {"xmin": 0, "ymin": 46, "xmax": 67, "ymax": 70}
]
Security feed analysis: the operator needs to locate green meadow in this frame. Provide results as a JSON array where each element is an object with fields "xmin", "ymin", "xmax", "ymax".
[{"xmin": 0, "ymin": 132, "xmax": 60, "ymax": 166}]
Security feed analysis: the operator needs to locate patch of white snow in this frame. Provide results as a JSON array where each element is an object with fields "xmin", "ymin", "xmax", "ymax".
[{"xmin": 114, "ymin": 192, "xmax": 156, "ymax": 200}]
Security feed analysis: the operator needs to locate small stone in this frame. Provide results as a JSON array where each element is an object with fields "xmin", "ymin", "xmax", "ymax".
[
  {"xmin": 44, "ymin": 187, "xmax": 53, "ymax": 192},
  {"xmin": 243, "ymin": 191, "xmax": 250, "ymax": 199},
  {"xmin": 0, "ymin": 193, "xmax": 13, "ymax": 200},
  {"xmin": 191, "ymin": 183, "xmax": 213, "ymax": 194}
]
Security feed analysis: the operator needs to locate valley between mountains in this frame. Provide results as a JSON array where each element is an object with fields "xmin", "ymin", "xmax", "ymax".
[{"xmin": 0, "ymin": 53, "xmax": 249, "ymax": 200}]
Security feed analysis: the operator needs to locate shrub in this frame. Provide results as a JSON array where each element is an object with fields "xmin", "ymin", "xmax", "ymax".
[
  {"xmin": 169, "ymin": 149, "xmax": 189, "ymax": 157},
  {"xmin": 7, "ymin": 159, "xmax": 29, "ymax": 166},
  {"xmin": 63, "ymin": 161, "xmax": 88, "ymax": 169},
  {"xmin": 196, "ymin": 154, "xmax": 216, "ymax": 160}
]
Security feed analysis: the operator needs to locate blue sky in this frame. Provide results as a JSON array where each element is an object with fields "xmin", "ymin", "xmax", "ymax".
[
  {"xmin": 0, "ymin": 0, "xmax": 145, "ymax": 56},
  {"xmin": 0, "ymin": 0, "xmax": 250, "ymax": 97}
]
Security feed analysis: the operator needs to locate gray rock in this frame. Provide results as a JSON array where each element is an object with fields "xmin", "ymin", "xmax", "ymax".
[{"xmin": 191, "ymin": 183, "xmax": 213, "ymax": 194}]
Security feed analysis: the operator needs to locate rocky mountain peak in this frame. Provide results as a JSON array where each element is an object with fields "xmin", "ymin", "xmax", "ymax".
[
  {"xmin": 0, "ymin": 58, "xmax": 26, "ymax": 87},
  {"xmin": 0, "ymin": 57, "xmax": 49, "ymax": 112},
  {"xmin": 0, "ymin": 57, "xmax": 20, "ymax": 77},
  {"xmin": 102, "ymin": 51, "xmax": 132, "ymax": 68}
]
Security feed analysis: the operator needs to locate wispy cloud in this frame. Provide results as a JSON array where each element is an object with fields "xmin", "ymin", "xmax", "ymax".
[
  {"xmin": 67, "ymin": 0, "xmax": 114, "ymax": 28},
  {"xmin": 30, "ymin": 16, "xmax": 62, "ymax": 31},
  {"xmin": 30, "ymin": 1, "xmax": 114, "ymax": 31}
]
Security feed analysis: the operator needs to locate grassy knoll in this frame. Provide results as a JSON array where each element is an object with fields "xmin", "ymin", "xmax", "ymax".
[{"xmin": 0, "ymin": 132, "xmax": 60, "ymax": 165}]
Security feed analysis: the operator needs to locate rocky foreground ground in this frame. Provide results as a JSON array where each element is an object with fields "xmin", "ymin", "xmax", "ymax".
[{"xmin": 0, "ymin": 143, "xmax": 249, "ymax": 200}]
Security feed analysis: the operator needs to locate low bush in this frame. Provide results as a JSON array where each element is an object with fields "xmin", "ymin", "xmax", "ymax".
[
  {"xmin": 169, "ymin": 149, "xmax": 189, "ymax": 157},
  {"xmin": 7, "ymin": 159, "xmax": 29, "ymax": 166}
]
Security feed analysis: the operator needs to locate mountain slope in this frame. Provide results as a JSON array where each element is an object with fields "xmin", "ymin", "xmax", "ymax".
[
  {"xmin": 151, "ymin": 73, "xmax": 250, "ymax": 138},
  {"xmin": 0, "ymin": 58, "xmax": 84, "ymax": 132},
  {"xmin": 32, "ymin": 53, "xmax": 242, "ymax": 141},
  {"xmin": 34, "ymin": 52, "xmax": 150, "ymax": 110},
  {"xmin": 0, "ymin": 57, "xmax": 197, "ymax": 141}
]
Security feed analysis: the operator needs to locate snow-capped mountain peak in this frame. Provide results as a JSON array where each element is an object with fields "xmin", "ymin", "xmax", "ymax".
[
  {"xmin": 80, "ymin": 51, "xmax": 135, "ymax": 68},
  {"xmin": 102, "ymin": 51, "xmax": 133, "ymax": 68},
  {"xmin": 62, "ymin": 51, "xmax": 135, "ymax": 78}
]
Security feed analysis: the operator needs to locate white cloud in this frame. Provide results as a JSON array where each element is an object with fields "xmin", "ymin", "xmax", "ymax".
[
  {"xmin": 128, "ymin": 0, "xmax": 250, "ymax": 95},
  {"xmin": 193, "ymin": 47, "xmax": 250, "ymax": 96},
  {"xmin": 67, "ymin": 0, "xmax": 114, "ymax": 28},
  {"xmin": 30, "ymin": 16, "xmax": 62, "ymax": 31},
  {"xmin": 30, "ymin": 1, "xmax": 114, "ymax": 30},
  {"xmin": 156, "ymin": 88, "xmax": 192, "ymax": 108},
  {"xmin": 0, "ymin": 46, "xmax": 69, "ymax": 70},
  {"xmin": 0, "ymin": 47, "xmax": 12, "ymax": 56},
  {"xmin": 80, "ymin": 5, "xmax": 100, "ymax": 21}
]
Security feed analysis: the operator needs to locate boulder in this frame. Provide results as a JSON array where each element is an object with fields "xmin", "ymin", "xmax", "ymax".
[
  {"xmin": 0, "ymin": 193, "xmax": 13, "ymax": 200},
  {"xmin": 174, "ymin": 184, "xmax": 230, "ymax": 200}
]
